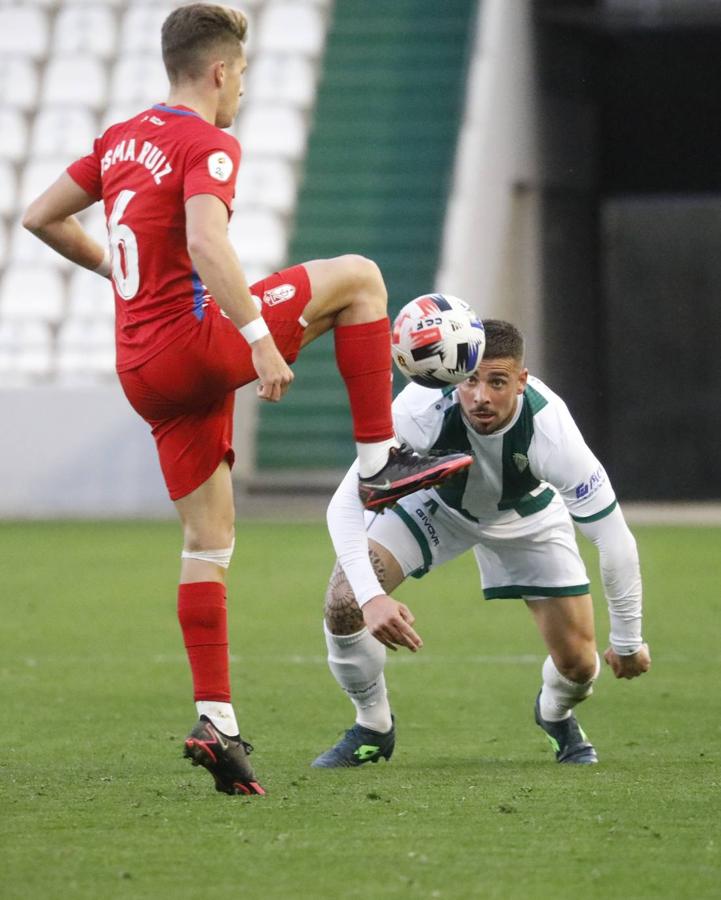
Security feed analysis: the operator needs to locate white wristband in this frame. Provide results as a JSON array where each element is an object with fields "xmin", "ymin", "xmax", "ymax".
[
  {"xmin": 239, "ymin": 316, "xmax": 270, "ymax": 345},
  {"xmin": 94, "ymin": 248, "xmax": 111, "ymax": 278}
]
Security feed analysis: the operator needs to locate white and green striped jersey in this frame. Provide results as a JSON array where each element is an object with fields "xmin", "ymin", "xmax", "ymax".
[{"xmin": 392, "ymin": 376, "xmax": 617, "ymax": 528}]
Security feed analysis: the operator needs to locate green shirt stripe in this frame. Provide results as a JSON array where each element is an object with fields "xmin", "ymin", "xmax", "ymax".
[{"xmin": 571, "ymin": 499, "xmax": 618, "ymax": 523}]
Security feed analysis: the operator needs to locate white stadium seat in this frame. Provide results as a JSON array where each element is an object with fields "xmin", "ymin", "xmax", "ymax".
[
  {"xmin": 256, "ymin": 2, "xmax": 326, "ymax": 56},
  {"xmin": 57, "ymin": 318, "xmax": 115, "ymax": 378},
  {"xmin": 0, "ymin": 59, "xmax": 39, "ymax": 112},
  {"xmin": 53, "ymin": 5, "xmax": 118, "ymax": 60},
  {"xmin": 56, "ymin": 0, "xmax": 124, "ymax": 7},
  {"xmin": 43, "ymin": 57, "xmax": 108, "ymax": 111},
  {"xmin": 0, "ymin": 108, "xmax": 28, "ymax": 162},
  {"xmin": 0, "ymin": 320, "xmax": 54, "ymax": 380},
  {"xmin": 110, "ymin": 56, "xmax": 169, "ymax": 108},
  {"xmin": 78, "ymin": 203, "xmax": 109, "ymax": 247},
  {"xmin": 228, "ymin": 208, "xmax": 287, "ymax": 270},
  {"xmin": 101, "ymin": 104, "xmax": 146, "ymax": 132},
  {"xmin": 0, "ymin": 219, "xmax": 7, "ymax": 269},
  {"xmin": 238, "ymin": 105, "xmax": 307, "ymax": 159},
  {"xmin": 0, "ymin": 161, "xmax": 17, "ymax": 217},
  {"xmin": 31, "ymin": 107, "xmax": 98, "ymax": 159},
  {"xmin": 119, "ymin": 6, "xmax": 173, "ymax": 54},
  {"xmin": 19, "ymin": 159, "xmax": 74, "ymax": 209},
  {"xmin": 9, "ymin": 215, "xmax": 73, "ymax": 271},
  {"xmin": 235, "ymin": 157, "xmax": 297, "ymax": 214},
  {"xmin": 246, "ymin": 55, "xmax": 317, "ymax": 109},
  {"xmin": 0, "ymin": 7, "xmax": 50, "ymax": 61},
  {"xmin": 66, "ymin": 267, "xmax": 114, "ymax": 321},
  {"xmin": 0, "ymin": 264, "xmax": 66, "ymax": 323}
]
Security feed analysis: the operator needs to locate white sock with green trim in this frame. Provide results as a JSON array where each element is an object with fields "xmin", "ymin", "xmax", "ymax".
[
  {"xmin": 324, "ymin": 622, "xmax": 393, "ymax": 734},
  {"xmin": 539, "ymin": 654, "xmax": 600, "ymax": 722}
]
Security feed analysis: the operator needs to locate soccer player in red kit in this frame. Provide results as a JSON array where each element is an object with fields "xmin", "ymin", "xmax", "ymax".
[{"xmin": 22, "ymin": 4, "xmax": 471, "ymax": 796}]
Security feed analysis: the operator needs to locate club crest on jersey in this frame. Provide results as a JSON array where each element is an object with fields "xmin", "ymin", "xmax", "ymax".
[
  {"xmin": 263, "ymin": 283, "xmax": 296, "ymax": 306},
  {"xmin": 208, "ymin": 151, "xmax": 233, "ymax": 181},
  {"xmin": 513, "ymin": 452, "xmax": 529, "ymax": 473}
]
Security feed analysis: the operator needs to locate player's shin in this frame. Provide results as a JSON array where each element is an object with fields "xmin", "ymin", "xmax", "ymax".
[
  {"xmin": 177, "ymin": 582, "xmax": 239, "ymax": 736},
  {"xmin": 324, "ymin": 622, "xmax": 393, "ymax": 734},
  {"xmin": 539, "ymin": 653, "xmax": 601, "ymax": 722},
  {"xmin": 333, "ymin": 318, "xmax": 399, "ymax": 477}
]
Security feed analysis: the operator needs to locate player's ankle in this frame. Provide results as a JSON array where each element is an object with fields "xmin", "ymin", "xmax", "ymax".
[{"xmin": 356, "ymin": 437, "xmax": 399, "ymax": 478}]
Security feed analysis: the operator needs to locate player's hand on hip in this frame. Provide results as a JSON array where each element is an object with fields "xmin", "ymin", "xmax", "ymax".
[
  {"xmin": 362, "ymin": 594, "xmax": 423, "ymax": 653},
  {"xmin": 252, "ymin": 336, "xmax": 294, "ymax": 402},
  {"xmin": 604, "ymin": 643, "xmax": 651, "ymax": 679}
]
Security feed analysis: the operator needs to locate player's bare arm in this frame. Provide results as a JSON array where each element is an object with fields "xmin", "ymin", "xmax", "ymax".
[
  {"xmin": 23, "ymin": 172, "xmax": 109, "ymax": 273},
  {"xmin": 185, "ymin": 193, "xmax": 293, "ymax": 402}
]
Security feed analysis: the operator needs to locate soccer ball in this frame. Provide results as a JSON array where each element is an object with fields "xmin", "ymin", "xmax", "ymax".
[{"xmin": 391, "ymin": 293, "xmax": 485, "ymax": 388}]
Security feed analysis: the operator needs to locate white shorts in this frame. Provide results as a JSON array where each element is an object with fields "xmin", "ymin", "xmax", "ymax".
[{"xmin": 365, "ymin": 489, "xmax": 590, "ymax": 600}]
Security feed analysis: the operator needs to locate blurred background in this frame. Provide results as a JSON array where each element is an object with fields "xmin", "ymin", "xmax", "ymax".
[{"xmin": 1, "ymin": 0, "xmax": 720, "ymax": 518}]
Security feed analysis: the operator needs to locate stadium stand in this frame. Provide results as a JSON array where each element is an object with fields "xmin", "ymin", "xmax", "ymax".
[
  {"xmin": 255, "ymin": 0, "xmax": 478, "ymax": 470},
  {"xmin": 0, "ymin": 0, "xmax": 331, "ymax": 387}
]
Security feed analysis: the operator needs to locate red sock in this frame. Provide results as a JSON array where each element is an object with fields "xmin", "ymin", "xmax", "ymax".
[
  {"xmin": 177, "ymin": 582, "xmax": 231, "ymax": 702},
  {"xmin": 334, "ymin": 318, "xmax": 394, "ymax": 442}
]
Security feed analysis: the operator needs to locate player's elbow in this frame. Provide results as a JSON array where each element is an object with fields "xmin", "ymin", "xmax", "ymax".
[{"xmin": 22, "ymin": 199, "xmax": 47, "ymax": 235}]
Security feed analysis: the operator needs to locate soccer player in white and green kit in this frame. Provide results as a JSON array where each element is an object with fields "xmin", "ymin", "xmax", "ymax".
[{"xmin": 313, "ymin": 319, "xmax": 651, "ymax": 767}]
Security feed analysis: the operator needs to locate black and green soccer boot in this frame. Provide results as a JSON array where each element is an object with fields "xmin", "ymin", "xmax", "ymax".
[
  {"xmin": 534, "ymin": 693, "xmax": 598, "ymax": 764},
  {"xmin": 311, "ymin": 717, "xmax": 396, "ymax": 768}
]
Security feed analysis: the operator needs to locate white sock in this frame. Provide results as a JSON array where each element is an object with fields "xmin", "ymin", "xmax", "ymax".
[
  {"xmin": 324, "ymin": 622, "xmax": 393, "ymax": 733},
  {"xmin": 356, "ymin": 437, "xmax": 399, "ymax": 479},
  {"xmin": 196, "ymin": 701, "xmax": 239, "ymax": 737},
  {"xmin": 539, "ymin": 654, "xmax": 600, "ymax": 722}
]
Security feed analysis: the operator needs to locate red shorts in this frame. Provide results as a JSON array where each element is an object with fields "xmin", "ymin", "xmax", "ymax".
[{"xmin": 119, "ymin": 265, "xmax": 311, "ymax": 500}]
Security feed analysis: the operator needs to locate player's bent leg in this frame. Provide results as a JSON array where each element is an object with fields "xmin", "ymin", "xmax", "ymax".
[
  {"xmin": 526, "ymin": 593, "xmax": 600, "ymax": 765},
  {"xmin": 174, "ymin": 461, "xmax": 265, "ymax": 794},
  {"xmin": 312, "ymin": 541, "xmax": 403, "ymax": 768},
  {"xmin": 297, "ymin": 257, "xmax": 474, "ymax": 511}
]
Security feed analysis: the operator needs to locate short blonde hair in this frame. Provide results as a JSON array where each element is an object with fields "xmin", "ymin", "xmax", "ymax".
[{"xmin": 161, "ymin": 4, "xmax": 248, "ymax": 83}]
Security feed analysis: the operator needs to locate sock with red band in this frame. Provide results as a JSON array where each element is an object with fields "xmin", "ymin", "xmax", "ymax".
[
  {"xmin": 334, "ymin": 318, "xmax": 398, "ymax": 477},
  {"xmin": 177, "ymin": 581, "xmax": 231, "ymax": 704}
]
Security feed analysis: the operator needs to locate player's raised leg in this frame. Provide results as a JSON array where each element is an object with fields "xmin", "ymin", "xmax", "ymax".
[
  {"xmin": 526, "ymin": 593, "xmax": 600, "ymax": 764},
  {"xmin": 311, "ymin": 540, "xmax": 405, "ymax": 768},
  {"xmin": 175, "ymin": 460, "xmax": 265, "ymax": 795},
  {"xmin": 298, "ymin": 255, "xmax": 473, "ymax": 511}
]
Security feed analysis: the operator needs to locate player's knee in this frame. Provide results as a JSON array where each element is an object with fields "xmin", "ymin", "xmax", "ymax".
[
  {"xmin": 183, "ymin": 522, "xmax": 235, "ymax": 555},
  {"xmin": 556, "ymin": 646, "xmax": 599, "ymax": 685},
  {"xmin": 323, "ymin": 562, "xmax": 364, "ymax": 635},
  {"xmin": 336, "ymin": 254, "xmax": 387, "ymax": 316}
]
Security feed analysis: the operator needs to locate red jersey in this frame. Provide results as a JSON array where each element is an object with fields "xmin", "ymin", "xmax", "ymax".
[{"xmin": 67, "ymin": 104, "xmax": 240, "ymax": 372}]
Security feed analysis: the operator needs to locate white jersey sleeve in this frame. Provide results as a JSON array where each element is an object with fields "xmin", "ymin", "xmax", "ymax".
[
  {"xmin": 326, "ymin": 461, "xmax": 384, "ymax": 607},
  {"xmin": 392, "ymin": 384, "xmax": 446, "ymax": 452},
  {"xmin": 576, "ymin": 507, "xmax": 644, "ymax": 654},
  {"xmin": 527, "ymin": 379, "xmax": 617, "ymax": 523},
  {"xmin": 527, "ymin": 379, "xmax": 643, "ymax": 653}
]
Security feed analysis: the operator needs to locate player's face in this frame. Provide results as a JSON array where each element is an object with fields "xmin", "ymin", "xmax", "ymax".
[
  {"xmin": 457, "ymin": 357, "xmax": 528, "ymax": 434},
  {"xmin": 216, "ymin": 50, "xmax": 247, "ymax": 128}
]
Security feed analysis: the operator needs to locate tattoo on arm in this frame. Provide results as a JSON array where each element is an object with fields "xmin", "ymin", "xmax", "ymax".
[{"xmin": 324, "ymin": 550, "xmax": 389, "ymax": 635}]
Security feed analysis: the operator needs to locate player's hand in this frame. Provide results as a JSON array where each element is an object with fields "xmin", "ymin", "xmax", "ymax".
[
  {"xmin": 604, "ymin": 643, "xmax": 651, "ymax": 679},
  {"xmin": 251, "ymin": 335, "xmax": 294, "ymax": 402},
  {"xmin": 362, "ymin": 594, "xmax": 423, "ymax": 653}
]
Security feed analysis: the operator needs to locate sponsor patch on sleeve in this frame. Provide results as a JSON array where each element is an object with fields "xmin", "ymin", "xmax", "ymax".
[
  {"xmin": 208, "ymin": 151, "xmax": 234, "ymax": 182},
  {"xmin": 575, "ymin": 465, "xmax": 606, "ymax": 499}
]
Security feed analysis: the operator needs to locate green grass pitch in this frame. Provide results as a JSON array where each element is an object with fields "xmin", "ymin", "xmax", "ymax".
[{"xmin": 1, "ymin": 520, "xmax": 720, "ymax": 899}]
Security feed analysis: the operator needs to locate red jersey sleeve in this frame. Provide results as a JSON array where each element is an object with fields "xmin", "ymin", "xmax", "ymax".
[
  {"xmin": 183, "ymin": 133, "xmax": 240, "ymax": 214},
  {"xmin": 67, "ymin": 139, "xmax": 102, "ymax": 200}
]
